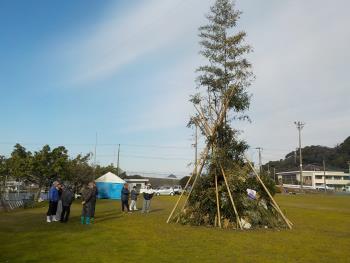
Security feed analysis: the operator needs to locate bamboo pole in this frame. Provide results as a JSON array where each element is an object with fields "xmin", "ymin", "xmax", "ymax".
[
  {"xmin": 220, "ymin": 164, "xmax": 243, "ymax": 230},
  {"xmin": 244, "ymin": 155, "xmax": 293, "ymax": 229},
  {"xmin": 166, "ymin": 147, "xmax": 209, "ymax": 223},
  {"xmin": 178, "ymin": 147, "xmax": 209, "ymax": 214},
  {"xmin": 271, "ymin": 202, "xmax": 294, "ymax": 226},
  {"xmin": 215, "ymin": 175, "xmax": 222, "ymax": 228},
  {"xmin": 168, "ymin": 87, "xmax": 237, "ymax": 225},
  {"xmin": 194, "ymin": 105, "xmax": 212, "ymax": 136}
]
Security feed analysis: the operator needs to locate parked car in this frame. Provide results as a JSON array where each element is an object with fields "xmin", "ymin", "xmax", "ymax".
[
  {"xmin": 315, "ymin": 185, "xmax": 335, "ymax": 191},
  {"xmin": 173, "ymin": 185, "xmax": 183, "ymax": 195},
  {"xmin": 155, "ymin": 187, "xmax": 175, "ymax": 196},
  {"xmin": 342, "ymin": 186, "xmax": 350, "ymax": 192}
]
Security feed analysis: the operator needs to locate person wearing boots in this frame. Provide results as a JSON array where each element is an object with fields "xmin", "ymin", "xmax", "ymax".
[
  {"xmin": 129, "ymin": 186, "xmax": 138, "ymax": 211},
  {"xmin": 81, "ymin": 182, "xmax": 94, "ymax": 225},
  {"xmin": 46, "ymin": 181, "xmax": 59, "ymax": 222},
  {"xmin": 60, "ymin": 185, "xmax": 73, "ymax": 223}
]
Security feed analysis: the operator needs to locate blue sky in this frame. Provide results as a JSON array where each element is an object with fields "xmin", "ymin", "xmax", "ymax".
[{"xmin": 1, "ymin": 0, "xmax": 349, "ymax": 177}]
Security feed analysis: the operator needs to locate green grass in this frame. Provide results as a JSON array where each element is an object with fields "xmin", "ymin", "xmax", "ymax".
[{"xmin": 1, "ymin": 194, "xmax": 350, "ymax": 263}]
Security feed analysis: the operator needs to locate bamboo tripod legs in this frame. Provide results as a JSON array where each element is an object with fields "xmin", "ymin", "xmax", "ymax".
[
  {"xmin": 166, "ymin": 147, "xmax": 209, "ymax": 224},
  {"xmin": 220, "ymin": 164, "xmax": 243, "ymax": 230},
  {"xmin": 244, "ymin": 154, "xmax": 293, "ymax": 229}
]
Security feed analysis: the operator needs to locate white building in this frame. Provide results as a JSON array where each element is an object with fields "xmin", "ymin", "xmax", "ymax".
[
  {"xmin": 125, "ymin": 178, "xmax": 149, "ymax": 191},
  {"xmin": 277, "ymin": 170, "xmax": 350, "ymax": 191}
]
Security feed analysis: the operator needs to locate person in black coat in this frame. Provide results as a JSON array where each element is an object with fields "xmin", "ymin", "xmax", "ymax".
[
  {"xmin": 60, "ymin": 185, "xmax": 73, "ymax": 223},
  {"xmin": 121, "ymin": 184, "xmax": 130, "ymax": 213},
  {"xmin": 90, "ymin": 181, "xmax": 98, "ymax": 223},
  {"xmin": 81, "ymin": 182, "xmax": 94, "ymax": 224}
]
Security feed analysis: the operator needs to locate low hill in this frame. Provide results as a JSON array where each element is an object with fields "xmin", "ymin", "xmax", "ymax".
[{"xmin": 263, "ymin": 136, "xmax": 350, "ymax": 172}]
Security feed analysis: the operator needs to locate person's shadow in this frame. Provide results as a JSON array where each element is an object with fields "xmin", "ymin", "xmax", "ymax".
[{"xmin": 94, "ymin": 210, "xmax": 122, "ymax": 223}]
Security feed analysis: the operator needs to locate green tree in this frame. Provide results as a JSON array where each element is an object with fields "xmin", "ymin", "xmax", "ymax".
[
  {"xmin": 191, "ymin": 0, "xmax": 253, "ymax": 169},
  {"xmin": 67, "ymin": 154, "xmax": 94, "ymax": 194},
  {"xmin": 0, "ymin": 155, "xmax": 8, "ymax": 197},
  {"xmin": 30, "ymin": 145, "xmax": 69, "ymax": 200},
  {"xmin": 8, "ymin": 144, "xmax": 33, "ymax": 182}
]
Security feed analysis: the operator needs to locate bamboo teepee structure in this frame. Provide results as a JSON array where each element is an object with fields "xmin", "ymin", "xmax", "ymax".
[{"xmin": 166, "ymin": 88, "xmax": 293, "ymax": 230}]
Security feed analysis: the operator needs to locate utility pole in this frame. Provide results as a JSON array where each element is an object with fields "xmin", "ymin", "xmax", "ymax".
[
  {"xmin": 294, "ymin": 121, "xmax": 305, "ymax": 191},
  {"xmin": 117, "ymin": 144, "xmax": 120, "ymax": 177},
  {"xmin": 94, "ymin": 132, "xmax": 98, "ymax": 165},
  {"xmin": 273, "ymin": 167, "xmax": 276, "ymax": 184},
  {"xmin": 323, "ymin": 159, "xmax": 326, "ymax": 193},
  {"xmin": 255, "ymin": 147, "xmax": 263, "ymax": 173},
  {"xmin": 94, "ymin": 132, "xmax": 98, "ymax": 179}
]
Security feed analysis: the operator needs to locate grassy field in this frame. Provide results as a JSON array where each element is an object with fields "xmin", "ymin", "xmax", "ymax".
[{"xmin": 1, "ymin": 194, "xmax": 350, "ymax": 263}]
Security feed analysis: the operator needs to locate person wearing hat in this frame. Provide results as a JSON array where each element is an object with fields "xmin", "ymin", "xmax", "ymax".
[
  {"xmin": 142, "ymin": 184, "xmax": 154, "ymax": 213},
  {"xmin": 129, "ymin": 186, "xmax": 139, "ymax": 211}
]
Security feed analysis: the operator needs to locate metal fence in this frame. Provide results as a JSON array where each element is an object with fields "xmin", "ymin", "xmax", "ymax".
[{"xmin": 0, "ymin": 192, "xmax": 38, "ymax": 211}]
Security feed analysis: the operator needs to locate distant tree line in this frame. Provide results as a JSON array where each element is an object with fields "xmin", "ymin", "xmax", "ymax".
[
  {"xmin": 263, "ymin": 136, "xmax": 350, "ymax": 172},
  {"xmin": 0, "ymin": 144, "xmax": 125, "ymax": 200}
]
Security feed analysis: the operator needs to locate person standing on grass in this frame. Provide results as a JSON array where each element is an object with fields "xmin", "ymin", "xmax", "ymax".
[
  {"xmin": 142, "ymin": 184, "xmax": 154, "ymax": 213},
  {"xmin": 55, "ymin": 183, "xmax": 63, "ymax": 221},
  {"xmin": 129, "ymin": 186, "xmax": 139, "ymax": 211},
  {"xmin": 81, "ymin": 182, "xmax": 94, "ymax": 225},
  {"xmin": 46, "ymin": 181, "xmax": 59, "ymax": 222},
  {"xmin": 121, "ymin": 183, "xmax": 130, "ymax": 213},
  {"xmin": 90, "ymin": 181, "xmax": 98, "ymax": 224},
  {"xmin": 60, "ymin": 185, "xmax": 73, "ymax": 223}
]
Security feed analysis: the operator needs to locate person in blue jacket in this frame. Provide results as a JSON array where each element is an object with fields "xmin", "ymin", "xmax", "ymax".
[{"xmin": 46, "ymin": 181, "xmax": 59, "ymax": 223}]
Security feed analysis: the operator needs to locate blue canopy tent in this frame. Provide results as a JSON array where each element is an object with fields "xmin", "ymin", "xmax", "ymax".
[{"xmin": 95, "ymin": 172, "xmax": 126, "ymax": 200}]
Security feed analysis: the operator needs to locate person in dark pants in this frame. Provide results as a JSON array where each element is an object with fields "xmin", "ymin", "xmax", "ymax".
[
  {"xmin": 142, "ymin": 184, "xmax": 154, "ymax": 213},
  {"xmin": 55, "ymin": 183, "xmax": 63, "ymax": 221},
  {"xmin": 46, "ymin": 181, "xmax": 59, "ymax": 222},
  {"xmin": 60, "ymin": 185, "xmax": 73, "ymax": 223},
  {"xmin": 90, "ymin": 181, "xmax": 98, "ymax": 224},
  {"xmin": 121, "ymin": 184, "xmax": 130, "ymax": 213},
  {"xmin": 81, "ymin": 182, "xmax": 94, "ymax": 225}
]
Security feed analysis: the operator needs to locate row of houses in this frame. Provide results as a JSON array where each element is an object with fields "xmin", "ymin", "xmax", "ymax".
[{"xmin": 277, "ymin": 170, "xmax": 350, "ymax": 191}]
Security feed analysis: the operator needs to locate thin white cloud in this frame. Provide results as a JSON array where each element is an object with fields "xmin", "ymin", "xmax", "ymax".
[{"xmin": 55, "ymin": 0, "xmax": 211, "ymax": 85}]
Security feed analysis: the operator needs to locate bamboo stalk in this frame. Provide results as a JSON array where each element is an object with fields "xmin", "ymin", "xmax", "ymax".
[
  {"xmin": 166, "ymin": 147, "xmax": 209, "ymax": 223},
  {"xmin": 271, "ymin": 202, "xmax": 294, "ymax": 226},
  {"xmin": 244, "ymin": 155, "xmax": 293, "ymax": 229},
  {"xmin": 215, "ymin": 175, "xmax": 222, "ymax": 228},
  {"xmin": 178, "ymin": 147, "xmax": 209, "ymax": 213},
  {"xmin": 194, "ymin": 105, "xmax": 212, "ymax": 136},
  {"xmin": 220, "ymin": 164, "xmax": 243, "ymax": 230},
  {"xmin": 168, "ymin": 87, "xmax": 237, "ymax": 225}
]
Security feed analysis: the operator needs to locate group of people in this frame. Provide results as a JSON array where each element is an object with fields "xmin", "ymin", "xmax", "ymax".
[
  {"xmin": 46, "ymin": 180, "xmax": 98, "ymax": 224},
  {"xmin": 46, "ymin": 181, "xmax": 155, "ymax": 225},
  {"xmin": 120, "ymin": 183, "xmax": 155, "ymax": 213},
  {"xmin": 46, "ymin": 181, "xmax": 74, "ymax": 223}
]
